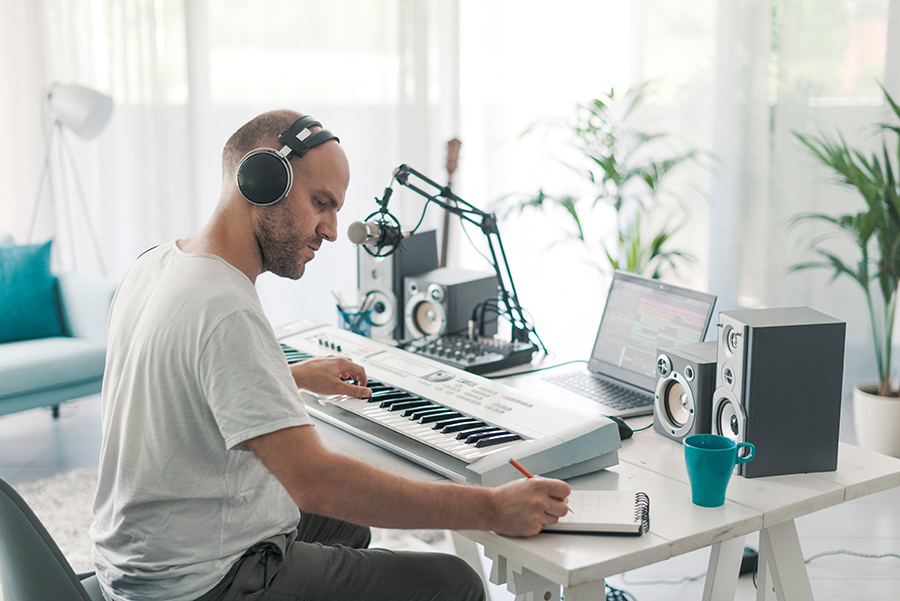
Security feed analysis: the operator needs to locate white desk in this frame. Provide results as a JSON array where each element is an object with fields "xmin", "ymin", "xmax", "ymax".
[
  {"xmin": 309, "ymin": 374, "xmax": 900, "ymax": 601},
  {"xmin": 455, "ymin": 414, "xmax": 900, "ymax": 601}
]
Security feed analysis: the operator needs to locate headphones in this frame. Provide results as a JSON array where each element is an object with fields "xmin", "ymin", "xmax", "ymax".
[{"xmin": 236, "ymin": 115, "xmax": 340, "ymax": 206}]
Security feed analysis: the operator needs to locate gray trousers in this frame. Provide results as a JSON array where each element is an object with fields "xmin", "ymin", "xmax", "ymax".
[{"xmin": 196, "ymin": 513, "xmax": 485, "ymax": 601}]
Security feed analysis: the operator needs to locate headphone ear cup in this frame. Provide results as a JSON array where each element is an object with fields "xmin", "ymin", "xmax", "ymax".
[{"xmin": 236, "ymin": 150, "xmax": 292, "ymax": 206}]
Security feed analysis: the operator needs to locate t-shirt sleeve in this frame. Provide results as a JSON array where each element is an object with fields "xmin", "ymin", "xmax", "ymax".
[{"xmin": 198, "ymin": 309, "xmax": 314, "ymax": 451}]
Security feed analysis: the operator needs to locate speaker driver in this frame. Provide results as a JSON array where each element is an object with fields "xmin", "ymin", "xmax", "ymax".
[
  {"xmin": 664, "ymin": 380, "xmax": 692, "ymax": 427},
  {"xmin": 364, "ymin": 290, "xmax": 393, "ymax": 327},
  {"xmin": 653, "ymin": 370, "xmax": 696, "ymax": 438},
  {"xmin": 410, "ymin": 299, "xmax": 445, "ymax": 336},
  {"xmin": 713, "ymin": 388, "xmax": 745, "ymax": 443}
]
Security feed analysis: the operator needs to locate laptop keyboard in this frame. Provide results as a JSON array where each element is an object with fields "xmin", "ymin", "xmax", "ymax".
[{"xmin": 544, "ymin": 372, "xmax": 652, "ymax": 411}]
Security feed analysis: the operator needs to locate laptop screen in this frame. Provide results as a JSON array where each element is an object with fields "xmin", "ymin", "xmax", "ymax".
[{"xmin": 587, "ymin": 272, "xmax": 717, "ymax": 392}]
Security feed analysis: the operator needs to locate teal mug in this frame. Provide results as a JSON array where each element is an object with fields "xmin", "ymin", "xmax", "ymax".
[{"xmin": 684, "ymin": 434, "xmax": 755, "ymax": 507}]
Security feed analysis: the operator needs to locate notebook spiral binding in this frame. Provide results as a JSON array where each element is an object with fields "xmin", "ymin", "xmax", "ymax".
[{"xmin": 635, "ymin": 492, "xmax": 650, "ymax": 534}]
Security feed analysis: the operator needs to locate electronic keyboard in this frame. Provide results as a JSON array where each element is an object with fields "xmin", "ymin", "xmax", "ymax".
[{"xmin": 276, "ymin": 320, "xmax": 621, "ymax": 486}]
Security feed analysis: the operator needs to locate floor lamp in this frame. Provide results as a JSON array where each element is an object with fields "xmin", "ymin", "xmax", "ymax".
[{"xmin": 28, "ymin": 82, "xmax": 113, "ymax": 275}]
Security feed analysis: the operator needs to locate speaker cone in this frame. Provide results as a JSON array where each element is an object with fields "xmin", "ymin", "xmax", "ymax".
[
  {"xmin": 717, "ymin": 399, "xmax": 740, "ymax": 441},
  {"xmin": 412, "ymin": 300, "xmax": 444, "ymax": 335},
  {"xmin": 365, "ymin": 291, "xmax": 393, "ymax": 327},
  {"xmin": 664, "ymin": 380, "xmax": 692, "ymax": 427}
]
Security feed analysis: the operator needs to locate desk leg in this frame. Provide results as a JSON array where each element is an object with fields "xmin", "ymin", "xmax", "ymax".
[
  {"xmin": 759, "ymin": 519, "xmax": 813, "ymax": 601},
  {"xmin": 756, "ymin": 542, "xmax": 775, "ymax": 601},
  {"xmin": 482, "ymin": 549, "xmax": 562, "ymax": 601},
  {"xmin": 702, "ymin": 535, "xmax": 745, "ymax": 601}
]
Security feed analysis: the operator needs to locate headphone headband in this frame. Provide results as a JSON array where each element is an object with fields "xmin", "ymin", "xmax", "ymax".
[{"xmin": 277, "ymin": 115, "xmax": 340, "ymax": 159}]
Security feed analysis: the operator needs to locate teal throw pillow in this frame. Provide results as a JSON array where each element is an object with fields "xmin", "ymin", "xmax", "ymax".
[{"xmin": 0, "ymin": 241, "xmax": 66, "ymax": 344}]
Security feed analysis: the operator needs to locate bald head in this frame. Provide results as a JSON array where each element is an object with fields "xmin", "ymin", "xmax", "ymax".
[{"xmin": 221, "ymin": 109, "xmax": 304, "ymax": 178}]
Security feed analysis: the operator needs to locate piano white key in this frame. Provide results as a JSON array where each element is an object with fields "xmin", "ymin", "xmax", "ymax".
[{"xmin": 328, "ymin": 388, "xmax": 523, "ymax": 463}]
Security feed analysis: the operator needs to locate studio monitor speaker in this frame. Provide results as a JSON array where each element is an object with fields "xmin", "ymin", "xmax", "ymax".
[
  {"xmin": 404, "ymin": 267, "xmax": 499, "ymax": 340},
  {"xmin": 712, "ymin": 307, "xmax": 846, "ymax": 478},
  {"xmin": 653, "ymin": 341, "xmax": 717, "ymax": 441},
  {"xmin": 357, "ymin": 230, "xmax": 438, "ymax": 341}
]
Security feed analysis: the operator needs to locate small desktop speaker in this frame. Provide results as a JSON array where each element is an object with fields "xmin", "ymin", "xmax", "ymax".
[
  {"xmin": 404, "ymin": 267, "xmax": 499, "ymax": 340},
  {"xmin": 712, "ymin": 307, "xmax": 846, "ymax": 478},
  {"xmin": 357, "ymin": 230, "xmax": 438, "ymax": 341},
  {"xmin": 653, "ymin": 341, "xmax": 717, "ymax": 442}
]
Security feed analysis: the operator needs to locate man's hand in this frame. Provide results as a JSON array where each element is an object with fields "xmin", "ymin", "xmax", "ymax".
[
  {"xmin": 290, "ymin": 356, "xmax": 371, "ymax": 398},
  {"xmin": 488, "ymin": 476, "xmax": 572, "ymax": 537}
]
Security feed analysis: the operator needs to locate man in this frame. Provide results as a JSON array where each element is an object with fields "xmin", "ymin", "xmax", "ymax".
[{"xmin": 90, "ymin": 110, "xmax": 571, "ymax": 601}]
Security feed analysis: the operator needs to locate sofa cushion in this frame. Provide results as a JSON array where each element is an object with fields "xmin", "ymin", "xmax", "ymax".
[
  {"xmin": 0, "ymin": 337, "xmax": 106, "ymax": 400},
  {"xmin": 0, "ymin": 241, "xmax": 66, "ymax": 344}
]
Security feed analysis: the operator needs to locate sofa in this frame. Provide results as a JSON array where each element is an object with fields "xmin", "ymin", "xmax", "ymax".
[{"xmin": 0, "ymin": 235, "xmax": 117, "ymax": 418}]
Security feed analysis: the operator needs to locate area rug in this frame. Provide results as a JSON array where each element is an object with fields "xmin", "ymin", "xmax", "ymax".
[
  {"xmin": 13, "ymin": 469, "xmax": 445, "ymax": 576},
  {"xmin": 14, "ymin": 468, "xmax": 98, "ymax": 573}
]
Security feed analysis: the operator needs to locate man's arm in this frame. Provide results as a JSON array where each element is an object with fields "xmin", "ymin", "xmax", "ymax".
[{"xmin": 247, "ymin": 424, "xmax": 571, "ymax": 537}]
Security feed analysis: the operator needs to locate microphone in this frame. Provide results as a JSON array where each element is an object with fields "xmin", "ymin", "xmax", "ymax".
[{"xmin": 347, "ymin": 221, "xmax": 411, "ymax": 251}]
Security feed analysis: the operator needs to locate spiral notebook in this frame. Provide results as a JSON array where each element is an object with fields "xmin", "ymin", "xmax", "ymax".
[{"xmin": 543, "ymin": 491, "xmax": 651, "ymax": 535}]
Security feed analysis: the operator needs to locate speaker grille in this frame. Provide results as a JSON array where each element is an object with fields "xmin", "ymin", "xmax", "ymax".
[{"xmin": 237, "ymin": 152, "xmax": 290, "ymax": 205}]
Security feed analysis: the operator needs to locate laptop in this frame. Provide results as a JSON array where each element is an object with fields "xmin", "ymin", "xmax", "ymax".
[{"xmin": 514, "ymin": 271, "xmax": 717, "ymax": 418}]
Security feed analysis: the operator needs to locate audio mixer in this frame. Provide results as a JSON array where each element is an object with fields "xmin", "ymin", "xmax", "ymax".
[{"xmin": 405, "ymin": 335, "xmax": 537, "ymax": 375}]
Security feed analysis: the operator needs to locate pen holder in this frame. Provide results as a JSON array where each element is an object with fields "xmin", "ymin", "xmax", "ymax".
[{"xmin": 337, "ymin": 306, "xmax": 373, "ymax": 338}]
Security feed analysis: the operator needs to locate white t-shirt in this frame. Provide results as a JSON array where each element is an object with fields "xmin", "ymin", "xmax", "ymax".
[{"xmin": 90, "ymin": 241, "xmax": 314, "ymax": 601}]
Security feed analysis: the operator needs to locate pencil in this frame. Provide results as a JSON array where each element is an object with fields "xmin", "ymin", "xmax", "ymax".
[
  {"xmin": 509, "ymin": 458, "xmax": 533, "ymax": 478},
  {"xmin": 509, "ymin": 459, "xmax": 573, "ymax": 514}
]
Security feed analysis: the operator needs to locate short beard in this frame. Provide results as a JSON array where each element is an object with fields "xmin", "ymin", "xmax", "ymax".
[{"xmin": 255, "ymin": 208, "xmax": 319, "ymax": 280}]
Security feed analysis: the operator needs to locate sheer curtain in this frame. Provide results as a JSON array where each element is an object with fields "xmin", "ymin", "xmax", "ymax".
[
  {"xmin": 0, "ymin": 0, "xmax": 461, "ymax": 329},
  {"xmin": 707, "ymin": 0, "xmax": 899, "ymax": 393},
  {"xmin": 2, "ymin": 0, "xmax": 896, "ymax": 390}
]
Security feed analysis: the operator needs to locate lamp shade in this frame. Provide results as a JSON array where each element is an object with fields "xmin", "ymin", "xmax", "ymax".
[{"xmin": 48, "ymin": 82, "xmax": 113, "ymax": 140}]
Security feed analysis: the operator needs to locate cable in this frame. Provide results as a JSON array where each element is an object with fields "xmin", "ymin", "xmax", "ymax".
[
  {"xmin": 619, "ymin": 547, "xmax": 900, "ymax": 596},
  {"xmin": 604, "ymin": 583, "xmax": 638, "ymax": 601},
  {"xmin": 805, "ymin": 549, "xmax": 900, "ymax": 563},
  {"xmin": 619, "ymin": 572, "xmax": 706, "ymax": 587},
  {"xmin": 483, "ymin": 359, "xmax": 586, "ymax": 379}
]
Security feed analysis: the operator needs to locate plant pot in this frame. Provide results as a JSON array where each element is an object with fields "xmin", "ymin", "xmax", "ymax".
[{"xmin": 853, "ymin": 384, "xmax": 900, "ymax": 458}]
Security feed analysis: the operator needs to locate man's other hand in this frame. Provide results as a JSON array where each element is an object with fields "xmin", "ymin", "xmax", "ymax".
[{"xmin": 290, "ymin": 356, "xmax": 371, "ymax": 398}]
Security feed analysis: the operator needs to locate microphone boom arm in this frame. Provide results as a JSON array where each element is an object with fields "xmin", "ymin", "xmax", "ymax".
[{"xmin": 388, "ymin": 164, "xmax": 542, "ymax": 349}]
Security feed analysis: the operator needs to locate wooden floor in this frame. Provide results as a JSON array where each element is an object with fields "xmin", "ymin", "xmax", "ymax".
[{"xmin": 1, "ymin": 395, "xmax": 898, "ymax": 601}]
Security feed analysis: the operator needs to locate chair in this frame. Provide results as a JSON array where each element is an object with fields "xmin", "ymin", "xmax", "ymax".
[{"xmin": 0, "ymin": 476, "xmax": 103, "ymax": 600}]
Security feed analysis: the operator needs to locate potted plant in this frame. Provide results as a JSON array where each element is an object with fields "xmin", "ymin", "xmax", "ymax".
[
  {"xmin": 497, "ymin": 80, "xmax": 707, "ymax": 280},
  {"xmin": 790, "ymin": 83, "xmax": 900, "ymax": 457}
]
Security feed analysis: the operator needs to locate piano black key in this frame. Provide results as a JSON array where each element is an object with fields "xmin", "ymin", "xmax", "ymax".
[
  {"xmin": 431, "ymin": 416, "xmax": 472, "ymax": 430},
  {"xmin": 420, "ymin": 411, "xmax": 462, "ymax": 424},
  {"xmin": 465, "ymin": 429, "xmax": 507, "ymax": 444},
  {"xmin": 475, "ymin": 433, "xmax": 522, "ymax": 448},
  {"xmin": 370, "ymin": 395, "xmax": 408, "ymax": 405},
  {"xmin": 441, "ymin": 419, "xmax": 484, "ymax": 433},
  {"xmin": 376, "ymin": 395, "xmax": 418, "ymax": 407},
  {"xmin": 405, "ymin": 407, "xmax": 450, "ymax": 421},
  {"xmin": 370, "ymin": 390, "xmax": 406, "ymax": 399},
  {"xmin": 454, "ymin": 425, "xmax": 496, "ymax": 440},
  {"xmin": 383, "ymin": 398, "xmax": 426, "ymax": 411},
  {"xmin": 404, "ymin": 406, "xmax": 443, "ymax": 419}
]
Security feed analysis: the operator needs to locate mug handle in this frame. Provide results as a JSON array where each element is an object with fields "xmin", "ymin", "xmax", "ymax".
[{"xmin": 736, "ymin": 442, "xmax": 755, "ymax": 464}]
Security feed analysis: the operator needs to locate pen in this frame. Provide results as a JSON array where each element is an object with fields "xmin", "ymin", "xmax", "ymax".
[{"xmin": 509, "ymin": 459, "xmax": 573, "ymax": 514}]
